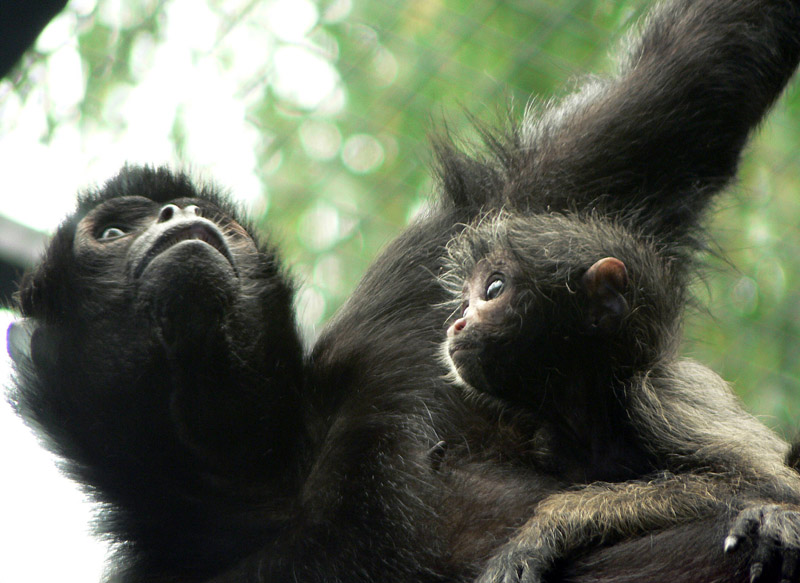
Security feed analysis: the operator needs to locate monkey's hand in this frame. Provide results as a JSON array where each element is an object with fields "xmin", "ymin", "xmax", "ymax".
[
  {"xmin": 725, "ymin": 503, "xmax": 800, "ymax": 583},
  {"xmin": 476, "ymin": 537, "xmax": 553, "ymax": 583}
]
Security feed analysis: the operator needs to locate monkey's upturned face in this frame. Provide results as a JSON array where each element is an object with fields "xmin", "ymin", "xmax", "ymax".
[
  {"xmin": 63, "ymin": 195, "xmax": 261, "ymax": 351},
  {"xmin": 75, "ymin": 195, "xmax": 255, "ymax": 280},
  {"xmin": 445, "ymin": 258, "xmax": 523, "ymax": 397}
]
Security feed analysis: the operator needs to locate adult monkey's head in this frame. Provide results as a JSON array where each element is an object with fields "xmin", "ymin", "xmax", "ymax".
[
  {"xmin": 9, "ymin": 166, "xmax": 305, "ymax": 487},
  {"xmin": 14, "ymin": 166, "xmax": 297, "ymax": 361}
]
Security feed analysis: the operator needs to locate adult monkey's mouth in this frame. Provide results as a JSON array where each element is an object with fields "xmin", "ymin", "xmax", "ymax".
[{"xmin": 133, "ymin": 220, "xmax": 236, "ymax": 279}]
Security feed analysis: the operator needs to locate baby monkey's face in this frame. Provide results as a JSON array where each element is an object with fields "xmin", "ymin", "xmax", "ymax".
[
  {"xmin": 443, "ymin": 253, "xmax": 630, "ymax": 404},
  {"xmin": 444, "ymin": 256, "xmax": 520, "ymax": 396}
]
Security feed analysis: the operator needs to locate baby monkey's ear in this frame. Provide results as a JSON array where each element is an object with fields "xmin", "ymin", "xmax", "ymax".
[{"xmin": 581, "ymin": 257, "xmax": 629, "ymax": 334}]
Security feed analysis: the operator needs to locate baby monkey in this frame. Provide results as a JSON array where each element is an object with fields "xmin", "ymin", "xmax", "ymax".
[{"xmin": 442, "ymin": 212, "xmax": 800, "ymax": 583}]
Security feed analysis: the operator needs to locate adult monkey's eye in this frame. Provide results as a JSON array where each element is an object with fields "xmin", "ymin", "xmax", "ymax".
[
  {"xmin": 99, "ymin": 227, "xmax": 127, "ymax": 240},
  {"xmin": 485, "ymin": 277, "xmax": 505, "ymax": 300}
]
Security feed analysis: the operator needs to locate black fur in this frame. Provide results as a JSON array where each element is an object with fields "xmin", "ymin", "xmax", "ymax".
[
  {"xmin": 442, "ymin": 209, "xmax": 800, "ymax": 583},
  {"xmin": 10, "ymin": 167, "xmax": 306, "ymax": 579},
  {"xmin": 7, "ymin": 0, "xmax": 800, "ymax": 581}
]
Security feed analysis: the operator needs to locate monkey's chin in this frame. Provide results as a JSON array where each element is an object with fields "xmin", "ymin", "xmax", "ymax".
[
  {"xmin": 444, "ymin": 343, "xmax": 490, "ymax": 394},
  {"xmin": 444, "ymin": 358, "xmax": 509, "ymax": 412},
  {"xmin": 135, "ymin": 242, "xmax": 239, "ymax": 351},
  {"xmin": 443, "ymin": 345, "xmax": 516, "ymax": 412}
]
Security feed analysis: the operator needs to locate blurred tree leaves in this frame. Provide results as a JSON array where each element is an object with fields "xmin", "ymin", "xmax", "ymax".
[
  {"xmin": 689, "ymin": 88, "xmax": 800, "ymax": 432},
  {"xmin": 6, "ymin": 0, "xmax": 800, "ymax": 431}
]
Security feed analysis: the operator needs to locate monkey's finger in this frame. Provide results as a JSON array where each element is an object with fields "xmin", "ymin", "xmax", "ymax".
[
  {"xmin": 780, "ymin": 548, "xmax": 800, "ymax": 583},
  {"xmin": 749, "ymin": 539, "xmax": 777, "ymax": 583},
  {"xmin": 727, "ymin": 506, "xmax": 771, "ymax": 553},
  {"xmin": 506, "ymin": 559, "xmax": 540, "ymax": 583},
  {"xmin": 750, "ymin": 561, "xmax": 765, "ymax": 583}
]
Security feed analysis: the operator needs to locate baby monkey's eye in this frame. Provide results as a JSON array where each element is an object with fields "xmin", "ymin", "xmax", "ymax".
[
  {"xmin": 485, "ymin": 277, "xmax": 505, "ymax": 300},
  {"xmin": 99, "ymin": 227, "xmax": 127, "ymax": 240}
]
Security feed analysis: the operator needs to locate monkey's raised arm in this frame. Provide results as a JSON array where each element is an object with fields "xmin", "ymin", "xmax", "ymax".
[{"xmin": 481, "ymin": 0, "xmax": 800, "ymax": 242}]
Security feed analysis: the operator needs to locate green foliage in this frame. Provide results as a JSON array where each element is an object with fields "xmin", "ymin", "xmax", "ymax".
[{"xmin": 688, "ymin": 89, "xmax": 800, "ymax": 433}]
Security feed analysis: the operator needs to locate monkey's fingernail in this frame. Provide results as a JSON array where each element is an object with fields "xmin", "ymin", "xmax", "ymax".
[{"xmin": 724, "ymin": 536, "xmax": 739, "ymax": 553}]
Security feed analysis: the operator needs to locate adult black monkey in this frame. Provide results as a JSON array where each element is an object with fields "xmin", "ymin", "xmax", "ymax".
[
  {"xmin": 441, "ymin": 211, "xmax": 800, "ymax": 583},
  {"xmin": 8, "ymin": 168, "xmax": 308, "ymax": 580},
  {"xmin": 7, "ymin": 0, "xmax": 800, "ymax": 582}
]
